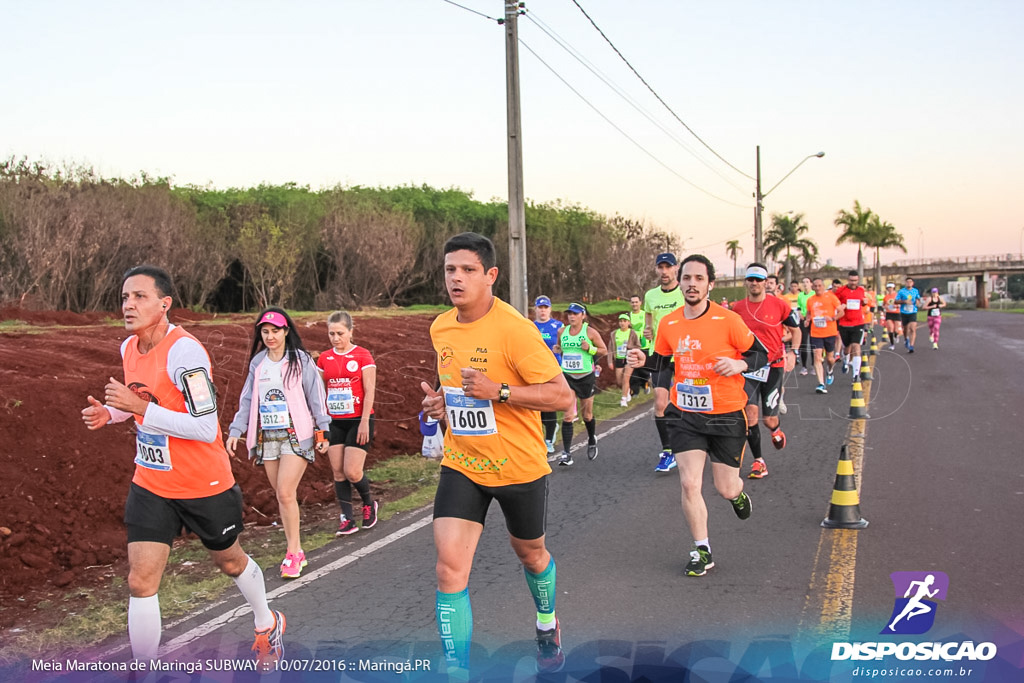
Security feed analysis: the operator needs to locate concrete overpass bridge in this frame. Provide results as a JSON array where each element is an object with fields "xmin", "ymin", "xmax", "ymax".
[
  {"xmin": 726, "ymin": 254, "xmax": 1024, "ymax": 308},
  {"xmin": 880, "ymin": 254, "xmax": 1024, "ymax": 307}
]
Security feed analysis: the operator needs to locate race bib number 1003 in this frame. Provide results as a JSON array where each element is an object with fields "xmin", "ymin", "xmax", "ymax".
[
  {"xmin": 135, "ymin": 429, "xmax": 172, "ymax": 471},
  {"xmin": 443, "ymin": 388, "xmax": 498, "ymax": 437}
]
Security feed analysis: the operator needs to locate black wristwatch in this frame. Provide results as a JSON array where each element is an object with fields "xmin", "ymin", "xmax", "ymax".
[{"xmin": 498, "ymin": 383, "xmax": 511, "ymax": 403}]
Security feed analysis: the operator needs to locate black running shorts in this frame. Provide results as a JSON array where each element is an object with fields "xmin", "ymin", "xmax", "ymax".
[
  {"xmin": 664, "ymin": 406, "xmax": 748, "ymax": 468},
  {"xmin": 613, "ymin": 357, "xmax": 627, "ymax": 369},
  {"xmin": 124, "ymin": 483, "xmax": 244, "ymax": 551},
  {"xmin": 328, "ymin": 414, "xmax": 375, "ymax": 448},
  {"xmin": 433, "ymin": 467, "xmax": 548, "ymax": 540},
  {"xmin": 743, "ymin": 366, "xmax": 785, "ymax": 418},
  {"xmin": 564, "ymin": 371, "xmax": 597, "ymax": 400},
  {"xmin": 810, "ymin": 335, "xmax": 838, "ymax": 353},
  {"xmin": 900, "ymin": 312, "xmax": 919, "ymax": 327},
  {"xmin": 838, "ymin": 325, "xmax": 866, "ymax": 348}
]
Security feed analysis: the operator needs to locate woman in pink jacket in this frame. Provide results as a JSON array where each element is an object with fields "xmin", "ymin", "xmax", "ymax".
[{"xmin": 227, "ymin": 308, "xmax": 330, "ymax": 578}]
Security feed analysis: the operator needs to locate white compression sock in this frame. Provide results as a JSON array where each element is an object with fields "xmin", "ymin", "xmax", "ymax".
[
  {"xmin": 128, "ymin": 594, "xmax": 161, "ymax": 660},
  {"xmin": 232, "ymin": 556, "xmax": 275, "ymax": 630}
]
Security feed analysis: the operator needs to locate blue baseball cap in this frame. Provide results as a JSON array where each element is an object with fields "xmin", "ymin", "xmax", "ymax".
[
  {"xmin": 566, "ymin": 302, "xmax": 586, "ymax": 314},
  {"xmin": 656, "ymin": 252, "xmax": 677, "ymax": 266},
  {"xmin": 534, "ymin": 295, "xmax": 552, "ymax": 307}
]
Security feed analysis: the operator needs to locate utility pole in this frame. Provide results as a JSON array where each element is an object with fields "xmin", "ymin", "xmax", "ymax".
[
  {"xmin": 754, "ymin": 147, "xmax": 824, "ymax": 266},
  {"xmin": 504, "ymin": 1, "xmax": 528, "ymax": 315},
  {"xmin": 754, "ymin": 145, "xmax": 764, "ymax": 264}
]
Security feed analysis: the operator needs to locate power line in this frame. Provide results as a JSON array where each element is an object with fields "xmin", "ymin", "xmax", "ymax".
[
  {"xmin": 434, "ymin": 1, "xmax": 750, "ymax": 208},
  {"xmin": 438, "ymin": 0, "xmax": 500, "ymax": 23},
  {"xmin": 524, "ymin": 11, "xmax": 748, "ymax": 197},
  {"xmin": 519, "ymin": 38, "xmax": 749, "ymax": 209},
  {"xmin": 569, "ymin": 0, "xmax": 754, "ymax": 181}
]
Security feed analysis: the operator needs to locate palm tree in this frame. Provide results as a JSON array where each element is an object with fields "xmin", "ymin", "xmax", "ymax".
[
  {"xmin": 764, "ymin": 212, "xmax": 818, "ymax": 287},
  {"xmin": 864, "ymin": 215, "xmax": 906, "ymax": 290},
  {"xmin": 725, "ymin": 239, "xmax": 743, "ymax": 279},
  {"xmin": 834, "ymin": 200, "xmax": 874, "ymax": 279}
]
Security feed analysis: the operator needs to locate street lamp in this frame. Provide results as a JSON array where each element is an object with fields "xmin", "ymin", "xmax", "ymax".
[{"xmin": 754, "ymin": 147, "xmax": 825, "ymax": 263}]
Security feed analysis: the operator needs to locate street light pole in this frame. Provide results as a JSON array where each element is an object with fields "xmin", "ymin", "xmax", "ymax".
[
  {"xmin": 754, "ymin": 146, "xmax": 763, "ymax": 264},
  {"xmin": 753, "ymin": 148, "xmax": 825, "ymax": 264}
]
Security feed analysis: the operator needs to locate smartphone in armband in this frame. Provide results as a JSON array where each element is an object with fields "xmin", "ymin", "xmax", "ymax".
[{"xmin": 182, "ymin": 368, "xmax": 217, "ymax": 417}]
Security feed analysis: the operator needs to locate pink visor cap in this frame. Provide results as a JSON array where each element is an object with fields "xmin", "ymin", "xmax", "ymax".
[{"xmin": 257, "ymin": 311, "xmax": 288, "ymax": 328}]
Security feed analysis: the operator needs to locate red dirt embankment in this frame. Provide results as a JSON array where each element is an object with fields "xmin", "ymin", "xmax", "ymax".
[{"xmin": 0, "ymin": 307, "xmax": 619, "ymax": 628}]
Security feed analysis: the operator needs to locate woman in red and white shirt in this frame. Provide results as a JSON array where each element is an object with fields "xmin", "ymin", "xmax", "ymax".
[{"xmin": 316, "ymin": 311, "xmax": 378, "ymax": 535}]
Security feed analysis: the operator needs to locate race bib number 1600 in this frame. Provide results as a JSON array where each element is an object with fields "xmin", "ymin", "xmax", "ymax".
[{"xmin": 443, "ymin": 388, "xmax": 498, "ymax": 437}]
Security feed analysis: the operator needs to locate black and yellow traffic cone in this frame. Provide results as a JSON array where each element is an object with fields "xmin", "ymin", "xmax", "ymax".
[
  {"xmin": 849, "ymin": 379, "xmax": 869, "ymax": 419},
  {"xmin": 869, "ymin": 333, "xmax": 879, "ymax": 357},
  {"xmin": 821, "ymin": 445, "xmax": 869, "ymax": 529},
  {"xmin": 860, "ymin": 351, "xmax": 872, "ymax": 381}
]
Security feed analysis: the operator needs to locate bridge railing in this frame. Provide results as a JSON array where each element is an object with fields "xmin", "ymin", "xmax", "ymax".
[{"xmin": 892, "ymin": 254, "xmax": 1024, "ymax": 267}]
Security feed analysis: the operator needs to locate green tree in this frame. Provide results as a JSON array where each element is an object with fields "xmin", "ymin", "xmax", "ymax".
[
  {"xmin": 863, "ymin": 215, "xmax": 906, "ymax": 290},
  {"xmin": 834, "ymin": 200, "xmax": 874, "ymax": 279},
  {"xmin": 764, "ymin": 212, "xmax": 818, "ymax": 287},
  {"xmin": 235, "ymin": 214, "xmax": 300, "ymax": 308},
  {"xmin": 725, "ymin": 239, "xmax": 743, "ymax": 279}
]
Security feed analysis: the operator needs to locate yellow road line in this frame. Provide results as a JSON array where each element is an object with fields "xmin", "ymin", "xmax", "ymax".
[{"xmin": 798, "ymin": 358, "xmax": 872, "ymax": 642}]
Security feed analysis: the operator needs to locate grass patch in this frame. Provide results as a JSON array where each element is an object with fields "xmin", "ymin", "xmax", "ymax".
[
  {"xmin": 979, "ymin": 307, "xmax": 1024, "ymax": 314},
  {"xmin": 366, "ymin": 455, "xmax": 441, "ymax": 515},
  {"xmin": 0, "ymin": 320, "xmax": 47, "ymax": 334}
]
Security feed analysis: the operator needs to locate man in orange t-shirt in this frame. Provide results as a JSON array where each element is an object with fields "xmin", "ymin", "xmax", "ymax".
[
  {"xmin": 421, "ymin": 232, "xmax": 573, "ymax": 675},
  {"xmin": 806, "ymin": 278, "xmax": 846, "ymax": 393},
  {"xmin": 628, "ymin": 255, "xmax": 768, "ymax": 578}
]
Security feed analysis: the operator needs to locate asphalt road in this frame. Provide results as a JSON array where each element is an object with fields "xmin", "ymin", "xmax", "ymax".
[{"xmin": 38, "ymin": 310, "xmax": 1024, "ymax": 682}]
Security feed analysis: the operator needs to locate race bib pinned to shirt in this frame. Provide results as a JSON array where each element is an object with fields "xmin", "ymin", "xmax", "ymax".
[
  {"xmin": 929, "ymin": 308, "xmax": 942, "ymax": 317},
  {"xmin": 846, "ymin": 298, "xmax": 861, "ymax": 311},
  {"xmin": 813, "ymin": 316, "xmax": 828, "ymax": 328},
  {"xmin": 135, "ymin": 429, "xmax": 172, "ymax": 471},
  {"xmin": 326, "ymin": 387, "xmax": 355, "ymax": 415},
  {"xmin": 259, "ymin": 400, "xmax": 291, "ymax": 429},
  {"xmin": 674, "ymin": 381, "xmax": 714, "ymax": 412},
  {"xmin": 742, "ymin": 365, "xmax": 770, "ymax": 383},
  {"xmin": 442, "ymin": 387, "xmax": 498, "ymax": 437},
  {"xmin": 561, "ymin": 353, "xmax": 584, "ymax": 372}
]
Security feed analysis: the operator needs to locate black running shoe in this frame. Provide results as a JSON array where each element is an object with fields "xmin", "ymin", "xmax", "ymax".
[
  {"xmin": 362, "ymin": 500, "xmax": 378, "ymax": 529},
  {"xmin": 558, "ymin": 452, "xmax": 573, "ymax": 467},
  {"xmin": 684, "ymin": 545, "xmax": 714, "ymax": 577},
  {"xmin": 586, "ymin": 443, "xmax": 598, "ymax": 461},
  {"xmin": 535, "ymin": 620, "xmax": 565, "ymax": 673},
  {"xmin": 731, "ymin": 491, "xmax": 752, "ymax": 520}
]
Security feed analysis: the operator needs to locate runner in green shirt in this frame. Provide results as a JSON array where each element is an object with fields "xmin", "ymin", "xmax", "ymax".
[
  {"xmin": 608, "ymin": 313, "xmax": 641, "ymax": 408},
  {"xmin": 643, "ymin": 252, "xmax": 686, "ymax": 473},
  {"xmin": 555, "ymin": 303, "xmax": 607, "ymax": 465},
  {"xmin": 796, "ymin": 276, "xmax": 814, "ymax": 375}
]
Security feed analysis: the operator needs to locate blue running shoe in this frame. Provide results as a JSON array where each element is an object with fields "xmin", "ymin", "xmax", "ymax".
[
  {"xmin": 655, "ymin": 451, "xmax": 676, "ymax": 472},
  {"xmin": 826, "ymin": 372, "xmax": 835, "ymax": 386}
]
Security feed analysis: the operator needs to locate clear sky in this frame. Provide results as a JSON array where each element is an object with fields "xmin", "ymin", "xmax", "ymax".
[{"xmin": 2, "ymin": 1, "xmax": 1021, "ymax": 276}]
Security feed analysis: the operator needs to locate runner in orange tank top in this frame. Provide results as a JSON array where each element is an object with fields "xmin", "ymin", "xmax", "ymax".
[{"xmin": 80, "ymin": 265, "xmax": 284, "ymax": 670}]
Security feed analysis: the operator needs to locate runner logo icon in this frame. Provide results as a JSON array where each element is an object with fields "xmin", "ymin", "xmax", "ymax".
[{"xmin": 881, "ymin": 571, "xmax": 949, "ymax": 635}]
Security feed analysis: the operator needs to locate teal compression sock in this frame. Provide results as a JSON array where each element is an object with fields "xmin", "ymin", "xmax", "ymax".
[
  {"xmin": 524, "ymin": 558, "xmax": 557, "ymax": 624},
  {"xmin": 436, "ymin": 588, "xmax": 472, "ymax": 669}
]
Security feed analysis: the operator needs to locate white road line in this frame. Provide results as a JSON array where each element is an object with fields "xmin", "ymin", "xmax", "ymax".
[
  {"xmin": 567, "ymin": 408, "xmax": 652, "ymax": 453},
  {"xmin": 100, "ymin": 406, "xmax": 654, "ymax": 660}
]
